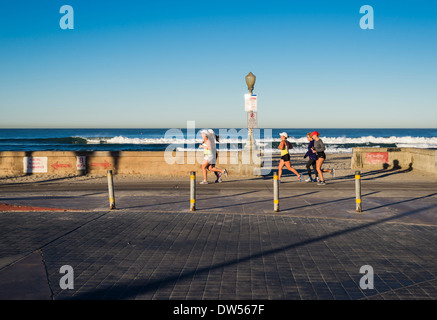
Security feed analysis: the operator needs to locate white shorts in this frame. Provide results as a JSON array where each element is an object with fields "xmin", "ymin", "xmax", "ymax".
[{"xmin": 204, "ymin": 154, "xmax": 215, "ymax": 164}]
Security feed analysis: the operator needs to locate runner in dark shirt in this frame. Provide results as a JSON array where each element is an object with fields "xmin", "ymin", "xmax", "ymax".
[
  {"xmin": 311, "ymin": 131, "xmax": 335, "ymax": 185},
  {"xmin": 304, "ymin": 132, "xmax": 318, "ymax": 182}
]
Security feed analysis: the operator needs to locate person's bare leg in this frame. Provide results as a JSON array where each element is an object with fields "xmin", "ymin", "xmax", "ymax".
[
  {"xmin": 316, "ymin": 158, "xmax": 325, "ymax": 181},
  {"xmin": 209, "ymin": 166, "xmax": 223, "ymax": 174},
  {"xmin": 201, "ymin": 161, "xmax": 209, "ymax": 181},
  {"xmin": 285, "ymin": 161, "xmax": 301, "ymax": 179},
  {"xmin": 208, "ymin": 165, "xmax": 220, "ymax": 177},
  {"xmin": 278, "ymin": 160, "xmax": 284, "ymax": 180}
]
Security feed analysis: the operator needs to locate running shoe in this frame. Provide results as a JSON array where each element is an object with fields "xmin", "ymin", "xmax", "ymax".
[
  {"xmin": 298, "ymin": 175, "xmax": 302, "ymax": 182},
  {"xmin": 200, "ymin": 180, "xmax": 208, "ymax": 184},
  {"xmin": 215, "ymin": 173, "xmax": 222, "ymax": 183},
  {"xmin": 316, "ymin": 177, "xmax": 320, "ymax": 182},
  {"xmin": 317, "ymin": 181, "xmax": 326, "ymax": 185},
  {"xmin": 223, "ymin": 169, "xmax": 228, "ymax": 177},
  {"xmin": 305, "ymin": 177, "xmax": 312, "ymax": 183}
]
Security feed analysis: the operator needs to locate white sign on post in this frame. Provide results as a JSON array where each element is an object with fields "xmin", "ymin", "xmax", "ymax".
[
  {"xmin": 244, "ymin": 94, "xmax": 257, "ymax": 112},
  {"xmin": 23, "ymin": 157, "xmax": 48, "ymax": 173},
  {"xmin": 76, "ymin": 156, "xmax": 86, "ymax": 170},
  {"xmin": 247, "ymin": 111, "xmax": 258, "ymax": 128}
]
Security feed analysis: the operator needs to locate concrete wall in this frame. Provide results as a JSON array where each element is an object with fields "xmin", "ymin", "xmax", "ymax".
[
  {"xmin": 351, "ymin": 147, "xmax": 437, "ymax": 175},
  {"xmin": 0, "ymin": 151, "xmax": 262, "ymax": 177}
]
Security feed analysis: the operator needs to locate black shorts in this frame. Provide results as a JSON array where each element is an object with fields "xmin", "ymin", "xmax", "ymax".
[
  {"xmin": 281, "ymin": 154, "xmax": 291, "ymax": 162},
  {"xmin": 317, "ymin": 152, "xmax": 326, "ymax": 159}
]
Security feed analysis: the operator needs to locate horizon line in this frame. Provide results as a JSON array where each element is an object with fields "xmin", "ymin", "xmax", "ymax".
[{"xmin": 0, "ymin": 127, "xmax": 436, "ymax": 130}]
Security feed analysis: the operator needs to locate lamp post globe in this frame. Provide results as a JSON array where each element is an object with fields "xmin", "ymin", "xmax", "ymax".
[{"xmin": 245, "ymin": 72, "xmax": 256, "ymax": 95}]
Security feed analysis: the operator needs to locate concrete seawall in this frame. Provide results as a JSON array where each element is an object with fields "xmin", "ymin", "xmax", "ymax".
[
  {"xmin": 3, "ymin": 148, "xmax": 436, "ymax": 178},
  {"xmin": 0, "ymin": 151, "xmax": 262, "ymax": 177},
  {"xmin": 351, "ymin": 147, "xmax": 437, "ymax": 175}
]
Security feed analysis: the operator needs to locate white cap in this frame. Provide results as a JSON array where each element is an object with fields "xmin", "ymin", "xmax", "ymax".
[{"xmin": 279, "ymin": 132, "xmax": 288, "ymax": 138}]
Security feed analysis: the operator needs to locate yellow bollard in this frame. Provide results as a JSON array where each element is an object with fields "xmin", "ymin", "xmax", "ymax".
[
  {"xmin": 190, "ymin": 171, "xmax": 196, "ymax": 211},
  {"xmin": 355, "ymin": 171, "xmax": 362, "ymax": 212},
  {"xmin": 107, "ymin": 170, "xmax": 116, "ymax": 210},
  {"xmin": 273, "ymin": 171, "xmax": 279, "ymax": 212}
]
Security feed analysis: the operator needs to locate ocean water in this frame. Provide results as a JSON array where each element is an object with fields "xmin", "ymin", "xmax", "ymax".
[{"xmin": 0, "ymin": 128, "xmax": 436, "ymax": 154}]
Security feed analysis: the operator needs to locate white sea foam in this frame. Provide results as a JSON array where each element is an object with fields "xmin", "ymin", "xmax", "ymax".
[
  {"xmin": 177, "ymin": 146, "xmax": 353, "ymax": 154},
  {"xmin": 286, "ymin": 135, "xmax": 437, "ymax": 145},
  {"xmin": 94, "ymin": 135, "xmax": 437, "ymax": 144},
  {"xmin": 83, "ymin": 135, "xmax": 437, "ymax": 152}
]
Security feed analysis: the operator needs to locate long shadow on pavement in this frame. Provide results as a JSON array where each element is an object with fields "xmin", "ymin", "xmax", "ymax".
[
  {"xmin": 68, "ymin": 201, "xmax": 436, "ymax": 300},
  {"xmin": 120, "ymin": 190, "xmax": 261, "ymax": 210},
  {"xmin": 196, "ymin": 191, "xmax": 318, "ymax": 211}
]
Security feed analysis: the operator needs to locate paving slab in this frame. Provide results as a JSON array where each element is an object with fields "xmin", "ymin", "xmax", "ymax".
[{"xmin": 0, "ymin": 251, "xmax": 51, "ymax": 300}]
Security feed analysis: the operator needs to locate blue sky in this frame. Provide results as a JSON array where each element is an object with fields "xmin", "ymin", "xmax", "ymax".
[{"xmin": 0, "ymin": 0, "xmax": 436, "ymax": 128}]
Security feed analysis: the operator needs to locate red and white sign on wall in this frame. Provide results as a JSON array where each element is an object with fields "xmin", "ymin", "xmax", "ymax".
[
  {"xmin": 23, "ymin": 157, "xmax": 48, "ymax": 173},
  {"xmin": 364, "ymin": 152, "xmax": 389, "ymax": 164},
  {"xmin": 76, "ymin": 156, "xmax": 86, "ymax": 170}
]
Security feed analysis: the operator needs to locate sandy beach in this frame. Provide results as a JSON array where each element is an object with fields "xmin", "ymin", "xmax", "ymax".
[{"xmin": 1, "ymin": 153, "xmax": 435, "ymax": 185}]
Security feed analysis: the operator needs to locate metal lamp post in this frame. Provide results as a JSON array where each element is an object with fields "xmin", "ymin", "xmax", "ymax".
[{"xmin": 245, "ymin": 72, "xmax": 256, "ymax": 153}]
